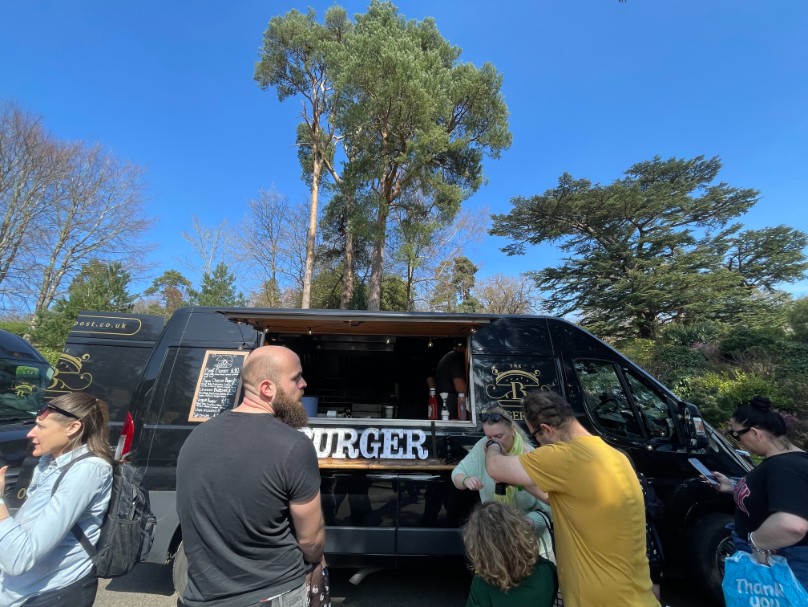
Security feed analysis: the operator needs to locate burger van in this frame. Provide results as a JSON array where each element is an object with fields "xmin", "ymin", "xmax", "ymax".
[{"xmin": 49, "ymin": 307, "xmax": 750, "ymax": 601}]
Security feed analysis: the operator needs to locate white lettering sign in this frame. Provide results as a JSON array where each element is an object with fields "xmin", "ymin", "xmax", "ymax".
[{"xmin": 301, "ymin": 427, "xmax": 428, "ymax": 460}]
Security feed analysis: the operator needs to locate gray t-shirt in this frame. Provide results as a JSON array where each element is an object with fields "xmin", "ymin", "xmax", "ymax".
[{"xmin": 177, "ymin": 411, "xmax": 320, "ymax": 607}]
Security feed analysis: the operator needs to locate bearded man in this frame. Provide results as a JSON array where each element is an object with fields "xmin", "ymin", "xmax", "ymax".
[{"xmin": 177, "ymin": 346, "xmax": 324, "ymax": 607}]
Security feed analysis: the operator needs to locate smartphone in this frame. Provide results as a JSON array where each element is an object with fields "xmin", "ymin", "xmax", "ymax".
[{"xmin": 688, "ymin": 457, "xmax": 718, "ymax": 486}]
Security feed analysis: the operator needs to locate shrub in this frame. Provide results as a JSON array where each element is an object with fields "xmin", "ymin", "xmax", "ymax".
[
  {"xmin": 618, "ymin": 338, "xmax": 656, "ymax": 369},
  {"xmin": 649, "ymin": 345, "xmax": 709, "ymax": 386},
  {"xmin": 719, "ymin": 327, "xmax": 786, "ymax": 360},
  {"xmin": 673, "ymin": 371, "xmax": 786, "ymax": 427},
  {"xmin": 661, "ymin": 321, "xmax": 725, "ymax": 347}
]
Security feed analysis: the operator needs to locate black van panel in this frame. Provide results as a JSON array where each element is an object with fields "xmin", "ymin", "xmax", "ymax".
[{"xmin": 45, "ymin": 311, "xmax": 165, "ymax": 430}]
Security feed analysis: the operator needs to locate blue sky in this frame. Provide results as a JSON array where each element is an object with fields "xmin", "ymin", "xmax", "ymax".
[{"xmin": 2, "ymin": 1, "xmax": 807, "ymax": 299}]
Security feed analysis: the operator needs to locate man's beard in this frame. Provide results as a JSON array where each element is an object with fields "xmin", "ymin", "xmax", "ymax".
[{"xmin": 273, "ymin": 387, "xmax": 309, "ymax": 429}]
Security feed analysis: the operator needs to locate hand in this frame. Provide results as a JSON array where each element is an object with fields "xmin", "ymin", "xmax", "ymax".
[
  {"xmin": 484, "ymin": 439, "xmax": 502, "ymax": 453},
  {"xmin": 0, "ymin": 465, "xmax": 6, "ymax": 496},
  {"xmin": 753, "ymin": 549, "xmax": 770, "ymax": 565},
  {"xmin": 462, "ymin": 475, "xmax": 483, "ymax": 491},
  {"xmin": 712, "ymin": 471, "xmax": 734, "ymax": 493}
]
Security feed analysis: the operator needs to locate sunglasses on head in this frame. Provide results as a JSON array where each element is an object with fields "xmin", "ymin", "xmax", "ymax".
[
  {"xmin": 726, "ymin": 426, "xmax": 752, "ymax": 441},
  {"xmin": 480, "ymin": 412, "xmax": 506, "ymax": 423},
  {"xmin": 37, "ymin": 403, "xmax": 81, "ymax": 420}
]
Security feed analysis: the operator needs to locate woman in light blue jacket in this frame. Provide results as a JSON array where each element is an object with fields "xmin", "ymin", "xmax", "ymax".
[
  {"xmin": 452, "ymin": 406, "xmax": 554, "ymax": 560},
  {"xmin": 0, "ymin": 393, "xmax": 113, "ymax": 607}
]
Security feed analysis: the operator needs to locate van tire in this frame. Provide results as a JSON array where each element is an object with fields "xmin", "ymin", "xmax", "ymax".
[
  {"xmin": 173, "ymin": 541, "xmax": 188, "ymax": 599},
  {"xmin": 689, "ymin": 512, "xmax": 734, "ymax": 604}
]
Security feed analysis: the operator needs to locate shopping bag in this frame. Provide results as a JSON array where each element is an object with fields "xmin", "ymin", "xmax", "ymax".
[{"xmin": 722, "ymin": 551, "xmax": 808, "ymax": 607}]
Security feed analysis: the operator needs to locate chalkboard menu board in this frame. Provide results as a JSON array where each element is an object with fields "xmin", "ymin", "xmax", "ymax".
[{"xmin": 188, "ymin": 350, "xmax": 249, "ymax": 422}]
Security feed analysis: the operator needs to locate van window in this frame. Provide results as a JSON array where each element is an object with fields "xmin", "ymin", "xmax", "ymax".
[
  {"xmin": 574, "ymin": 359, "xmax": 644, "ymax": 439},
  {"xmin": 621, "ymin": 368, "xmax": 675, "ymax": 439},
  {"xmin": 0, "ymin": 361, "xmax": 51, "ymax": 420}
]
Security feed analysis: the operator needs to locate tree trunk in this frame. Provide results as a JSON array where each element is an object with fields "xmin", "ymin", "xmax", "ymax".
[
  {"xmin": 339, "ymin": 195, "xmax": 355, "ymax": 310},
  {"xmin": 367, "ymin": 202, "xmax": 387, "ymax": 311},
  {"xmin": 301, "ymin": 157, "xmax": 321, "ymax": 309}
]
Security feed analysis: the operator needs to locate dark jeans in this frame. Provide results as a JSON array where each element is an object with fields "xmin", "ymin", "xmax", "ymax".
[{"xmin": 22, "ymin": 569, "xmax": 98, "ymax": 607}]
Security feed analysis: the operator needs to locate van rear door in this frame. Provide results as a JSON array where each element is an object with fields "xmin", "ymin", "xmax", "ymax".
[{"xmin": 46, "ymin": 311, "xmax": 165, "ymax": 441}]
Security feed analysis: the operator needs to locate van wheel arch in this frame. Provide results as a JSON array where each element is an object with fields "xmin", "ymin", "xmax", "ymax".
[{"xmin": 688, "ymin": 512, "xmax": 734, "ymax": 604}]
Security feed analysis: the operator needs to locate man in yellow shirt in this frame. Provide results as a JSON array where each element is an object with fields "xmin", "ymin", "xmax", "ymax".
[{"xmin": 485, "ymin": 391, "xmax": 660, "ymax": 607}]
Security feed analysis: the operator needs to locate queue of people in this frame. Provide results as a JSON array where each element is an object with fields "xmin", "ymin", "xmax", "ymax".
[{"xmin": 2, "ymin": 337, "xmax": 806, "ymax": 607}]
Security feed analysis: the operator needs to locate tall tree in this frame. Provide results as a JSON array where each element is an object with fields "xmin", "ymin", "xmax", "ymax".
[
  {"xmin": 142, "ymin": 269, "xmax": 193, "ymax": 317},
  {"xmin": 0, "ymin": 103, "xmax": 66, "ymax": 312},
  {"xmin": 32, "ymin": 142, "xmax": 151, "ymax": 323},
  {"xmin": 429, "ymin": 256, "xmax": 480, "ymax": 312},
  {"xmin": 34, "ymin": 260, "xmax": 134, "ymax": 348},
  {"xmin": 490, "ymin": 155, "xmax": 807, "ymax": 339},
  {"xmin": 181, "ymin": 214, "xmax": 234, "ymax": 280},
  {"xmin": 192, "ymin": 263, "xmax": 246, "ymax": 307},
  {"xmin": 475, "ymin": 274, "xmax": 539, "ymax": 314},
  {"xmin": 331, "ymin": 1, "xmax": 511, "ymax": 310},
  {"xmin": 255, "ymin": 7, "xmax": 350, "ymax": 309},
  {"xmin": 237, "ymin": 188, "xmax": 310, "ymax": 308}
]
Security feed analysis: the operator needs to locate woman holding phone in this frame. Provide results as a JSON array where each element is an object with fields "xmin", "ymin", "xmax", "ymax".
[{"xmin": 713, "ymin": 396, "xmax": 808, "ymax": 590}]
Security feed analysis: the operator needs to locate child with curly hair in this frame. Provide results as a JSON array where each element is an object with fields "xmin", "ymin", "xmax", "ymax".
[{"xmin": 463, "ymin": 501, "xmax": 558, "ymax": 607}]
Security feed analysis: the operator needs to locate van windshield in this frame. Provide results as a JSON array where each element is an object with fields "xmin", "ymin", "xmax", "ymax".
[{"xmin": 0, "ymin": 360, "xmax": 51, "ymax": 421}]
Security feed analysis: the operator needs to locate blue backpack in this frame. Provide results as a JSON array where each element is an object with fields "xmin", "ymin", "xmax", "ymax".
[{"xmin": 52, "ymin": 453, "xmax": 156, "ymax": 578}]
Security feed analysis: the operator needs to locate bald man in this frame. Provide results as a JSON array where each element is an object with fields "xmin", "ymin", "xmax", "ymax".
[{"xmin": 177, "ymin": 346, "xmax": 324, "ymax": 607}]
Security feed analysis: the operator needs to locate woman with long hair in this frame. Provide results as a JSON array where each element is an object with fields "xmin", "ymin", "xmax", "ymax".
[
  {"xmin": 0, "ymin": 392, "xmax": 113, "ymax": 606},
  {"xmin": 713, "ymin": 396, "xmax": 808, "ymax": 590},
  {"xmin": 452, "ymin": 405, "xmax": 554, "ymax": 559},
  {"xmin": 463, "ymin": 501, "xmax": 557, "ymax": 607}
]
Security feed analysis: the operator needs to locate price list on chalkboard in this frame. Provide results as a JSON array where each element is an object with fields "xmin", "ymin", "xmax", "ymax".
[{"xmin": 188, "ymin": 350, "xmax": 249, "ymax": 422}]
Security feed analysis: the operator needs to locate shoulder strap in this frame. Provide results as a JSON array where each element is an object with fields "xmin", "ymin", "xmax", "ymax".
[{"xmin": 50, "ymin": 451, "xmax": 103, "ymax": 559}]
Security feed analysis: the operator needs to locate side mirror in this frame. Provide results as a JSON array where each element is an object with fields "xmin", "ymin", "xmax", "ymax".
[{"xmin": 680, "ymin": 401, "xmax": 709, "ymax": 450}]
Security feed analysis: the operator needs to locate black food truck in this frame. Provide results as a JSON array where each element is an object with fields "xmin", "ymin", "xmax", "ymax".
[{"xmin": 48, "ymin": 307, "xmax": 750, "ymax": 601}]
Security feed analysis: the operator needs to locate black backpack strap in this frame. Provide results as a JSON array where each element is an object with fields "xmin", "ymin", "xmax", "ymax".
[{"xmin": 50, "ymin": 452, "xmax": 102, "ymax": 558}]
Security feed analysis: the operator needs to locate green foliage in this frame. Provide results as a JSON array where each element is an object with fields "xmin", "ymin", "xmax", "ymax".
[
  {"xmin": 429, "ymin": 256, "xmax": 480, "ymax": 312},
  {"xmin": 660, "ymin": 320, "xmax": 725, "ymax": 347},
  {"xmin": 143, "ymin": 269, "xmax": 193, "ymax": 317},
  {"xmin": 33, "ymin": 260, "xmax": 134, "ymax": 349},
  {"xmin": 788, "ymin": 297, "xmax": 808, "ymax": 342},
  {"xmin": 719, "ymin": 326, "xmax": 786, "ymax": 359},
  {"xmin": 617, "ymin": 338, "xmax": 657, "ymax": 369},
  {"xmin": 0, "ymin": 321, "xmax": 27, "ymax": 336},
  {"xmin": 491, "ymin": 155, "xmax": 807, "ymax": 340},
  {"xmin": 674, "ymin": 371, "xmax": 786, "ymax": 427},
  {"xmin": 380, "ymin": 275, "xmax": 409, "ymax": 311},
  {"xmin": 649, "ymin": 345, "xmax": 709, "ymax": 386},
  {"xmin": 192, "ymin": 263, "xmax": 246, "ymax": 307}
]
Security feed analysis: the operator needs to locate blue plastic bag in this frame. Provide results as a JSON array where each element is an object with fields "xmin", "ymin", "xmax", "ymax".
[{"xmin": 722, "ymin": 551, "xmax": 808, "ymax": 607}]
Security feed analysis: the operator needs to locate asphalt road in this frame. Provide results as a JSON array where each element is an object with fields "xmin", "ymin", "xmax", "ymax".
[{"xmin": 94, "ymin": 562, "xmax": 708, "ymax": 607}]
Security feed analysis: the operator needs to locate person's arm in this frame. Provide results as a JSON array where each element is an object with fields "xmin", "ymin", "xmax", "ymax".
[
  {"xmin": 452, "ymin": 443, "xmax": 484, "ymax": 491},
  {"xmin": 522, "ymin": 484, "xmax": 550, "ymax": 504},
  {"xmin": 290, "ymin": 490, "xmax": 325, "ymax": 565},
  {"xmin": 750, "ymin": 512, "xmax": 808, "ymax": 551},
  {"xmin": 0, "ymin": 459, "xmax": 111, "ymax": 575},
  {"xmin": 484, "ymin": 441, "xmax": 535, "ymax": 487}
]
